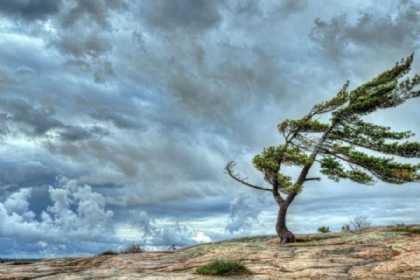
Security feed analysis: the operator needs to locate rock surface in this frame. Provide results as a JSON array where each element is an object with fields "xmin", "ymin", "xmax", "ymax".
[{"xmin": 1, "ymin": 225, "xmax": 420, "ymax": 279}]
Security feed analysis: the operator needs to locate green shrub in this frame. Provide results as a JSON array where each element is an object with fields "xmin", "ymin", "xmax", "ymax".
[
  {"xmin": 196, "ymin": 259, "xmax": 250, "ymax": 276},
  {"xmin": 318, "ymin": 226, "xmax": 330, "ymax": 233},
  {"xmin": 121, "ymin": 244, "xmax": 143, "ymax": 254},
  {"xmin": 98, "ymin": 250, "xmax": 118, "ymax": 256}
]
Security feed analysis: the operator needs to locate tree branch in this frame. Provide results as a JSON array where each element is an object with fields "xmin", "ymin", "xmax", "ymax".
[
  {"xmin": 272, "ymin": 175, "xmax": 285, "ymax": 204},
  {"xmin": 225, "ymin": 161, "xmax": 273, "ymax": 192},
  {"xmin": 320, "ymin": 148, "xmax": 383, "ymax": 181},
  {"xmin": 288, "ymin": 121, "xmax": 339, "ymax": 204},
  {"xmin": 305, "ymin": 177, "xmax": 321, "ymax": 181}
]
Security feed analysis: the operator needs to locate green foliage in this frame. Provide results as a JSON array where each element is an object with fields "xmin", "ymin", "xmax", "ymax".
[
  {"xmin": 253, "ymin": 145, "xmax": 311, "ymax": 173},
  {"xmin": 335, "ymin": 149, "xmax": 420, "ymax": 184},
  {"xmin": 354, "ymin": 54, "xmax": 414, "ymax": 94},
  {"xmin": 98, "ymin": 250, "xmax": 118, "ymax": 256},
  {"xmin": 121, "ymin": 244, "xmax": 143, "ymax": 254},
  {"xmin": 253, "ymin": 146, "xmax": 282, "ymax": 173},
  {"xmin": 320, "ymin": 156, "xmax": 374, "ymax": 184},
  {"xmin": 320, "ymin": 156, "xmax": 348, "ymax": 181},
  {"xmin": 333, "ymin": 54, "xmax": 420, "ymax": 121},
  {"xmin": 332, "ymin": 120, "xmax": 413, "ymax": 143},
  {"xmin": 318, "ymin": 226, "xmax": 330, "ymax": 233},
  {"xmin": 346, "ymin": 80, "xmax": 398, "ymax": 116},
  {"xmin": 347, "ymin": 169, "xmax": 374, "ymax": 184},
  {"xmin": 277, "ymin": 173, "xmax": 293, "ymax": 191},
  {"xmin": 312, "ymin": 80, "xmax": 349, "ymax": 114},
  {"xmin": 290, "ymin": 183, "xmax": 303, "ymax": 193},
  {"xmin": 369, "ymin": 141, "xmax": 420, "ymax": 158},
  {"xmin": 279, "ymin": 119, "xmax": 330, "ymax": 134},
  {"xmin": 196, "ymin": 259, "xmax": 250, "ymax": 276},
  {"xmin": 330, "ymin": 120, "xmax": 420, "ymax": 159},
  {"xmin": 281, "ymin": 146, "xmax": 312, "ymax": 166}
]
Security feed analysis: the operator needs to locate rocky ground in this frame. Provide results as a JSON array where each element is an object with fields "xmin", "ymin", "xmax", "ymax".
[{"xmin": 1, "ymin": 225, "xmax": 420, "ymax": 280}]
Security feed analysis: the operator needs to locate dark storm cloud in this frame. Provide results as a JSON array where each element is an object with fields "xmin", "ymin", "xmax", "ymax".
[
  {"xmin": 140, "ymin": 0, "xmax": 222, "ymax": 33},
  {"xmin": 310, "ymin": 0, "xmax": 420, "ymax": 60},
  {"xmin": 225, "ymin": 0, "xmax": 308, "ymax": 18},
  {"xmin": 59, "ymin": 125, "xmax": 109, "ymax": 142},
  {"xmin": 229, "ymin": 0, "xmax": 262, "ymax": 16},
  {"xmin": 31, "ymin": 0, "xmax": 127, "ymax": 83},
  {"xmin": 60, "ymin": 0, "xmax": 126, "ymax": 28},
  {"xmin": 121, "ymin": 29, "xmax": 291, "ymax": 134},
  {"xmin": 54, "ymin": 31, "xmax": 112, "ymax": 58},
  {"xmin": 116, "ymin": 196, "xmax": 231, "ymax": 220},
  {"xmin": 89, "ymin": 109, "xmax": 143, "ymax": 130},
  {"xmin": 0, "ymin": 98, "xmax": 63, "ymax": 137},
  {"xmin": 0, "ymin": 160, "xmax": 58, "ymax": 190},
  {"xmin": 280, "ymin": 0, "xmax": 308, "ymax": 16},
  {"xmin": 0, "ymin": 98, "xmax": 107, "ymax": 141},
  {"xmin": 44, "ymin": 124, "xmax": 228, "ymax": 194},
  {"xmin": 0, "ymin": 0, "xmax": 62, "ymax": 21}
]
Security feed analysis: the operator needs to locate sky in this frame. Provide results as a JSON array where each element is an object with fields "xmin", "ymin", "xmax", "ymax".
[{"xmin": 0, "ymin": 0, "xmax": 420, "ymax": 258}]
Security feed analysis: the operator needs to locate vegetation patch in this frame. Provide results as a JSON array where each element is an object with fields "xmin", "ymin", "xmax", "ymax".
[
  {"xmin": 318, "ymin": 226, "xmax": 331, "ymax": 233},
  {"xmin": 196, "ymin": 259, "xmax": 251, "ymax": 276},
  {"xmin": 120, "ymin": 244, "xmax": 143, "ymax": 254},
  {"xmin": 98, "ymin": 244, "xmax": 143, "ymax": 256},
  {"xmin": 389, "ymin": 225, "xmax": 420, "ymax": 234},
  {"xmin": 98, "ymin": 250, "xmax": 118, "ymax": 256}
]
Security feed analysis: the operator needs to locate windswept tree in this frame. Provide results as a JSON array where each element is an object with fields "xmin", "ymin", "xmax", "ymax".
[{"xmin": 226, "ymin": 54, "xmax": 420, "ymax": 243}]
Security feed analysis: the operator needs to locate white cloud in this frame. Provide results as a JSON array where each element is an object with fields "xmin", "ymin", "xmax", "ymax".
[
  {"xmin": 115, "ymin": 210, "xmax": 201, "ymax": 249},
  {"xmin": 0, "ymin": 178, "xmax": 116, "ymax": 256},
  {"xmin": 4, "ymin": 188, "xmax": 32, "ymax": 214},
  {"xmin": 226, "ymin": 192, "xmax": 269, "ymax": 234}
]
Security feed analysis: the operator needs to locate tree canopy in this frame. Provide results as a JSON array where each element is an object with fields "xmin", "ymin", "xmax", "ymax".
[
  {"xmin": 227, "ymin": 53, "xmax": 420, "ymax": 208},
  {"xmin": 226, "ymin": 54, "xmax": 420, "ymax": 243}
]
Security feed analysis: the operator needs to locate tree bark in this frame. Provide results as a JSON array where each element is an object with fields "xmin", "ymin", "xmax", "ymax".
[{"xmin": 276, "ymin": 203, "xmax": 295, "ymax": 244}]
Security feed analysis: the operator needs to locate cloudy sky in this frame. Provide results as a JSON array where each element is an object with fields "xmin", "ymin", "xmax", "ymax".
[{"xmin": 1, "ymin": 0, "xmax": 420, "ymax": 258}]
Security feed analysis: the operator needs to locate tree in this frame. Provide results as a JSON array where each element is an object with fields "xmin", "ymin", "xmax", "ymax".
[
  {"xmin": 349, "ymin": 216, "xmax": 371, "ymax": 232},
  {"xmin": 226, "ymin": 54, "xmax": 420, "ymax": 244}
]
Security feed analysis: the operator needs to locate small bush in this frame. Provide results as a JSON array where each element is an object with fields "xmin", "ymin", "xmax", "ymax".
[
  {"xmin": 196, "ymin": 259, "xmax": 250, "ymax": 276},
  {"xmin": 350, "ymin": 216, "xmax": 371, "ymax": 232},
  {"xmin": 318, "ymin": 226, "xmax": 330, "ymax": 233},
  {"xmin": 98, "ymin": 250, "xmax": 118, "ymax": 256},
  {"xmin": 121, "ymin": 244, "xmax": 143, "ymax": 254}
]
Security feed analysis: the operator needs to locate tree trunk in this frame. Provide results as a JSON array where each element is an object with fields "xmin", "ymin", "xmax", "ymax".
[{"xmin": 276, "ymin": 203, "xmax": 295, "ymax": 244}]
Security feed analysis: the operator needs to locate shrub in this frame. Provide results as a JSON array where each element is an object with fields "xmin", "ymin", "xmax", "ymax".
[
  {"xmin": 196, "ymin": 259, "xmax": 250, "ymax": 276},
  {"xmin": 318, "ymin": 226, "xmax": 330, "ymax": 233},
  {"xmin": 121, "ymin": 244, "xmax": 143, "ymax": 254},
  {"xmin": 98, "ymin": 250, "xmax": 118, "ymax": 256},
  {"xmin": 350, "ymin": 216, "xmax": 371, "ymax": 232}
]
